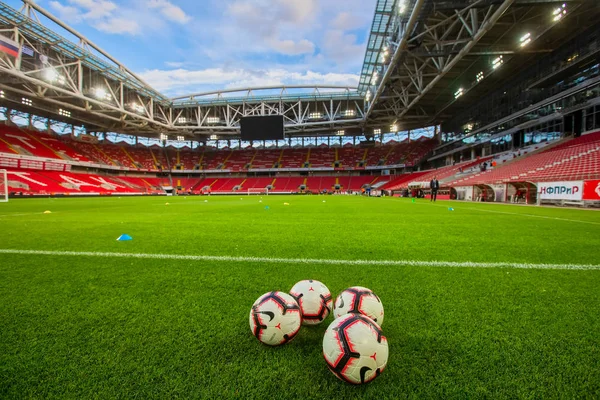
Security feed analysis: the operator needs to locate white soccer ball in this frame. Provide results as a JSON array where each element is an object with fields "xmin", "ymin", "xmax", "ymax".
[
  {"xmin": 289, "ymin": 280, "xmax": 332, "ymax": 325},
  {"xmin": 249, "ymin": 291, "xmax": 302, "ymax": 346},
  {"xmin": 323, "ymin": 313, "xmax": 389, "ymax": 384},
  {"xmin": 333, "ymin": 286, "xmax": 384, "ymax": 326}
]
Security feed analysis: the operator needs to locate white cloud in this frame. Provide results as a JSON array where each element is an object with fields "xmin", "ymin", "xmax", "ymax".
[
  {"xmin": 48, "ymin": 0, "xmax": 188, "ymax": 36},
  {"xmin": 139, "ymin": 67, "xmax": 359, "ymax": 95},
  {"xmin": 320, "ymin": 30, "xmax": 365, "ymax": 64},
  {"xmin": 225, "ymin": 0, "xmax": 319, "ymax": 56},
  {"xmin": 95, "ymin": 17, "xmax": 140, "ymax": 35},
  {"xmin": 49, "ymin": 1, "xmax": 83, "ymax": 22},
  {"xmin": 148, "ymin": 0, "xmax": 191, "ymax": 24},
  {"xmin": 269, "ymin": 39, "xmax": 315, "ymax": 56},
  {"xmin": 331, "ymin": 12, "xmax": 367, "ymax": 31}
]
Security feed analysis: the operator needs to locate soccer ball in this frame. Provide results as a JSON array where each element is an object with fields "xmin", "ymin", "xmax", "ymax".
[
  {"xmin": 323, "ymin": 313, "xmax": 389, "ymax": 384},
  {"xmin": 289, "ymin": 280, "xmax": 332, "ymax": 325},
  {"xmin": 333, "ymin": 286, "xmax": 384, "ymax": 326},
  {"xmin": 249, "ymin": 291, "xmax": 302, "ymax": 346}
]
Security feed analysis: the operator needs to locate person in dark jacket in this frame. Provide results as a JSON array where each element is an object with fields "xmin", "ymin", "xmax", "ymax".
[{"xmin": 430, "ymin": 177, "xmax": 439, "ymax": 202}]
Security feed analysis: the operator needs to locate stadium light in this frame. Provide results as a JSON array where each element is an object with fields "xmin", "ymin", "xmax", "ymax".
[
  {"xmin": 371, "ymin": 71, "xmax": 379, "ymax": 85},
  {"xmin": 207, "ymin": 117, "xmax": 220, "ymax": 124},
  {"xmin": 308, "ymin": 112, "xmax": 322, "ymax": 120},
  {"xmin": 336, "ymin": 130, "xmax": 345, "ymax": 136},
  {"xmin": 43, "ymin": 68, "xmax": 66, "ymax": 85},
  {"xmin": 365, "ymin": 90, "xmax": 372, "ymax": 102},
  {"xmin": 373, "ymin": 128, "xmax": 381, "ymax": 135},
  {"xmin": 59, "ymin": 109, "xmax": 71, "ymax": 118},
  {"xmin": 476, "ymin": 71, "xmax": 484, "ymax": 82},
  {"xmin": 130, "ymin": 103, "xmax": 145, "ymax": 114},
  {"xmin": 178, "ymin": 117, "xmax": 187, "ymax": 124},
  {"xmin": 0, "ymin": 90, "xmax": 4, "ymax": 98},
  {"xmin": 520, "ymin": 32, "xmax": 532, "ymax": 47},
  {"xmin": 381, "ymin": 46, "xmax": 390, "ymax": 62},
  {"xmin": 343, "ymin": 110, "xmax": 356, "ymax": 118},
  {"xmin": 177, "ymin": 136, "xmax": 185, "ymax": 141},
  {"xmin": 492, "ymin": 55, "xmax": 504, "ymax": 69},
  {"xmin": 390, "ymin": 124, "xmax": 398, "ymax": 133},
  {"xmin": 93, "ymin": 87, "xmax": 111, "ymax": 101},
  {"xmin": 22, "ymin": 97, "xmax": 32, "ymax": 106},
  {"xmin": 553, "ymin": 4, "xmax": 567, "ymax": 21},
  {"xmin": 454, "ymin": 88, "xmax": 464, "ymax": 99},
  {"xmin": 210, "ymin": 134, "xmax": 218, "ymax": 140},
  {"xmin": 160, "ymin": 133, "xmax": 168, "ymax": 141},
  {"xmin": 398, "ymin": 0, "xmax": 407, "ymax": 14}
]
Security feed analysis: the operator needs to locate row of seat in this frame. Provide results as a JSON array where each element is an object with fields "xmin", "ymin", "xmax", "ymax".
[
  {"xmin": 4, "ymin": 170, "xmax": 385, "ymax": 195},
  {"xmin": 0, "ymin": 125, "xmax": 436, "ymax": 170},
  {"xmin": 449, "ymin": 132, "xmax": 600, "ymax": 186}
]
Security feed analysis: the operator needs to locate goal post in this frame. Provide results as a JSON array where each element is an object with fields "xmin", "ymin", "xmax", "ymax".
[
  {"xmin": 0, "ymin": 169, "xmax": 7, "ymax": 202},
  {"xmin": 247, "ymin": 187, "xmax": 269, "ymax": 196}
]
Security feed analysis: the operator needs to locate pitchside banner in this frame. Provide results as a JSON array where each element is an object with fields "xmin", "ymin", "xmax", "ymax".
[
  {"xmin": 537, "ymin": 181, "xmax": 583, "ymax": 200},
  {"xmin": 583, "ymin": 180, "xmax": 600, "ymax": 201}
]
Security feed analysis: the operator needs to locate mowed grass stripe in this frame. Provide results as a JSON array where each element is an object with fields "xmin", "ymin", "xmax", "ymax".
[{"xmin": 1, "ymin": 248, "xmax": 599, "ymax": 270}]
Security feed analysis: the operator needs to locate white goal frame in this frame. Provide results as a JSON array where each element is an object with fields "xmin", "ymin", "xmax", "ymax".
[
  {"xmin": 247, "ymin": 187, "xmax": 269, "ymax": 195},
  {"xmin": 0, "ymin": 169, "xmax": 7, "ymax": 202}
]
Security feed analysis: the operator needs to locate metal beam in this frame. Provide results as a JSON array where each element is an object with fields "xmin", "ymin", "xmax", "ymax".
[
  {"xmin": 365, "ymin": 0, "xmax": 427, "ymax": 121},
  {"xmin": 397, "ymin": 0, "xmax": 516, "ymax": 120}
]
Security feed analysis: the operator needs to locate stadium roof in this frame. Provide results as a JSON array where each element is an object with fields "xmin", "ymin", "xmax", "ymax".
[
  {"xmin": 0, "ymin": 0, "xmax": 598, "ymax": 141},
  {"xmin": 363, "ymin": 0, "xmax": 600, "ymax": 132}
]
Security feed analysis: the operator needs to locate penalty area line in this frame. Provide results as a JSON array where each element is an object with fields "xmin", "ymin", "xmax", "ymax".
[{"xmin": 0, "ymin": 249, "xmax": 598, "ymax": 271}]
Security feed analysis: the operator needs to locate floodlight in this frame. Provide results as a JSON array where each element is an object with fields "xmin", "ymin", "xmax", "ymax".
[
  {"xmin": 178, "ymin": 117, "xmax": 187, "ymax": 124},
  {"xmin": 476, "ymin": 71, "xmax": 484, "ymax": 82},
  {"xmin": 390, "ymin": 124, "xmax": 398, "ymax": 133},
  {"xmin": 336, "ymin": 130, "xmax": 345, "ymax": 136},
  {"xmin": 177, "ymin": 136, "xmax": 185, "ymax": 141},
  {"xmin": 59, "ymin": 109, "xmax": 71, "ymax": 117},
  {"xmin": 519, "ymin": 32, "xmax": 532, "ymax": 47},
  {"xmin": 454, "ymin": 88, "xmax": 464, "ymax": 99},
  {"xmin": 210, "ymin": 134, "xmax": 218, "ymax": 140},
  {"xmin": 207, "ymin": 117, "xmax": 220, "ymax": 124},
  {"xmin": 398, "ymin": 0, "xmax": 407, "ymax": 14},
  {"xmin": 21, "ymin": 97, "xmax": 32, "ymax": 106},
  {"xmin": 93, "ymin": 87, "xmax": 111, "ymax": 101},
  {"xmin": 160, "ymin": 133, "xmax": 168, "ymax": 141},
  {"xmin": 373, "ymin": 128, "xmax": 381, "ymax": 135},
  {"xmin": 130, "ymin": 103, "xmax": 145, "ymax": 114}
]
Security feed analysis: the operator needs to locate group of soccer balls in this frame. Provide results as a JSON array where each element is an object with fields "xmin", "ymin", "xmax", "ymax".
[{"xmin": 249, "ymin": 280, "xmax": 389, "ymax": 385}]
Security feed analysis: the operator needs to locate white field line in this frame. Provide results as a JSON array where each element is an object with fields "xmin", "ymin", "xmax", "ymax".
[
  {"xmin": 414, "ymin": 201, "xmax": 600, "ymax": 225},
  {"xmin": 0, "ymin": 249, "xmax": 598, "ymax": 270},
  {"xmin": 462, "ymin": 207, "xmax": 600, "ymax": 225}
]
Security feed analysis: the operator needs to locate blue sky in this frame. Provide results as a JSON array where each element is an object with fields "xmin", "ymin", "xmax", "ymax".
[{"xmin": 7, "ymin": 0, "xmax": 374, "ymax": 97}]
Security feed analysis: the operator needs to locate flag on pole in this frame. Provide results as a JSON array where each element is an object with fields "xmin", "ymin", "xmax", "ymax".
[{"xmin": 0, "ymin": 34, "xmax": 19, "ymax": 58}]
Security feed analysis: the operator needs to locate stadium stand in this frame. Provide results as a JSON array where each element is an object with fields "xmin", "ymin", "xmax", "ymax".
[{"xmin": 449, "ymin": 132, "xmax": 600, "ymax": 186}]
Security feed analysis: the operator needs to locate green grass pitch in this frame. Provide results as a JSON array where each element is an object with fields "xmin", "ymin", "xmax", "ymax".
[{"xmin": 1, "ymin": 195, "xmax": 599, "ymax": 398}]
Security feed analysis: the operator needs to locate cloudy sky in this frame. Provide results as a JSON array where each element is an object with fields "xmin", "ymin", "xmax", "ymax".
[{"xmin": 6, "ymin": 0, "xmax": 374, "ymax": 97}]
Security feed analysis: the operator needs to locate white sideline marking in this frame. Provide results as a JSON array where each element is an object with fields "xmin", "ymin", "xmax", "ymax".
[
  {"xmin": 0, "ymin": 249, "xmax": 598, "ymax": 270},
  {"xmin": 462, "ymin": 207, "xmax": 600, "ymax": 226},
  {"xmin": 414, "ymin": 202, "xmax": 600, "ymax": 226}
]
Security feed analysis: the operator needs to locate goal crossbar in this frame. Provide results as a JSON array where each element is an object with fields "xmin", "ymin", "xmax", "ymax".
[{"xmin": 247, "ymin": 187, "xmax": 269, "ymax": 195}]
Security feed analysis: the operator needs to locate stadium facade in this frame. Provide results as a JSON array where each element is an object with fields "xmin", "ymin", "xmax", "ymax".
[{"xmin": 0, "ymin": 0, "xmax": 599, "ymax": 205}]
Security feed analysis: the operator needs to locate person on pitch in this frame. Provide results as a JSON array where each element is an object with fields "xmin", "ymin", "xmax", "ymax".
[{"xmin": 430, "ymin": 176, "xmax": 439, "ymax": 202}]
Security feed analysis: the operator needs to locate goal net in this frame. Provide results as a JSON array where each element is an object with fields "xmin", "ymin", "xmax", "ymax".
[
  {"xmin": 0, "ymin": 169, "xmax": 7, "ymax": 202},
  {"xmin": 247, "ymin": 187, "xmax": 269, "ymax": 196}
]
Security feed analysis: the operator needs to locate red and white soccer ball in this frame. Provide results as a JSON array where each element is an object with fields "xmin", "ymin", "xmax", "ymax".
[
  {"xmin": 323, "ymin": 313, "xmax": 389, "ymax": 384},
  {"xmin": 333, "ymin": 286, "xmax": 384, "ymax": 326},
  {"xmin": 249, "ymin": 291, "xmax": 302, "ymax": 346},
  {"xmin": 289, "ymin": 280, "xmax": 332, "ymax": 325}
]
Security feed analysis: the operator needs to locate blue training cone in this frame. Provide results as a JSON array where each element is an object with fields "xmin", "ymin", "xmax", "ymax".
[
  {"xmin": 117, "ymin": 234, "xmax": 133, "ymax": 241},
  {"xmin": 448, "ymin": 207, "xmax": 454, "ymax": 211}
]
